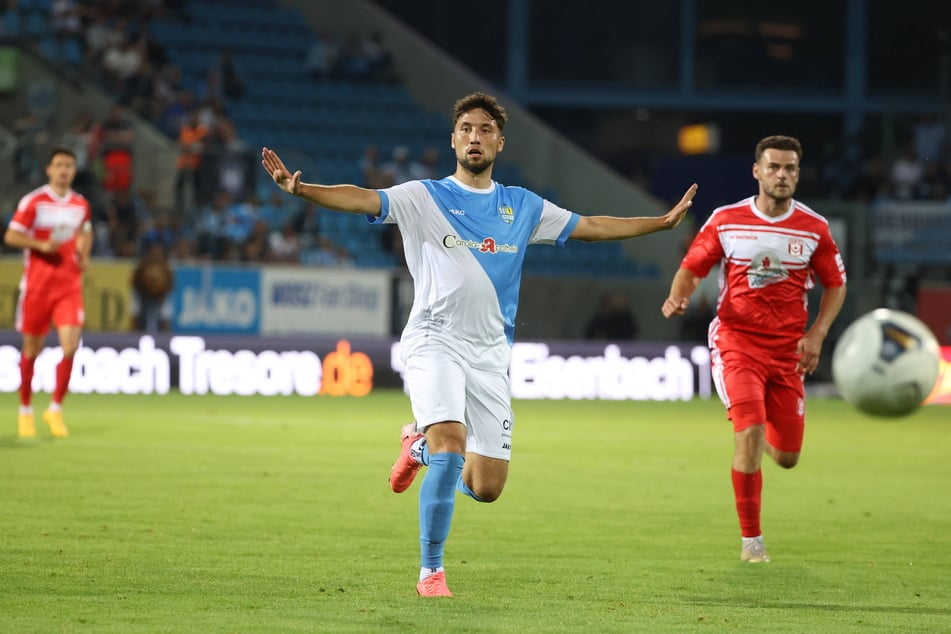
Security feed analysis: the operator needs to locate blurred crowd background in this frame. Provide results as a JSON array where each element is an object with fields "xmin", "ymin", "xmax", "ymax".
[{"xmin": 0, "ymin": 0, "xmax": 949, "ymax": 346}]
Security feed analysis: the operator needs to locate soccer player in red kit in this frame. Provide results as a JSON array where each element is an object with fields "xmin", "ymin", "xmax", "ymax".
[
  {"xmin": 661, "ymin": 135, "xmax": 847, "ymax": 563},
  {"xmin": 4, "ymin": 148, "xmax": 93, "ymax": 438}
]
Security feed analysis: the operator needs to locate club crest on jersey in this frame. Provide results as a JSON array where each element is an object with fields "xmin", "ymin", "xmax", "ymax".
[
  {"xmin": 498, "ymin": 206, "xmax": 514, "ymax": 224},
  {"xmin": 747, "ymin": 249, "xmax": 789, "ymax": 289},
  {"xmin": 787, "ymin": 239, "xmax": 804, "ymax": 256}
]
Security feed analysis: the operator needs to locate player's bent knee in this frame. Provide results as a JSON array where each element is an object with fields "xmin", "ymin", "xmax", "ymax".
[
  {"xmin": 473, "ymin": 485, "xmax": 503, "ymax": 503},
  {"xmin": 775, "ymin": 453, "xmax": 800, "ymax": 469}
]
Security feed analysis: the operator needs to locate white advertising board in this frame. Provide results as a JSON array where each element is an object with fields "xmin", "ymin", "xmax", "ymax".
[{"xmin": 260, "ymin": 268, "xmax": 391, "ymax": 336}]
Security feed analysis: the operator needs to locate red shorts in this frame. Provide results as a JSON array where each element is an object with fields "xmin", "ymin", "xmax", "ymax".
[
  {"xmin": 711, "ymin": 336, "xmax": 806, "ymax": 453},
  {"xmin": 17, "ymin": 285, "xmax": 85, "ymax": 336}
]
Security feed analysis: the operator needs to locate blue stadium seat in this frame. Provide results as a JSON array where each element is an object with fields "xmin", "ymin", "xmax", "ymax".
[
  {"xmin": 2, "ymin": 10, "xmax": 21, "ymax": 34},
  {"xmin": 137, "ymin": 0, "xmax": 632, "ymax": 272}
]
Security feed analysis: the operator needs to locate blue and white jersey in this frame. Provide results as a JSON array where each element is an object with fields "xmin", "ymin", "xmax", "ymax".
[{"xmin": 371, "ymin": 176, "xmax": 580, "ymax": 372}]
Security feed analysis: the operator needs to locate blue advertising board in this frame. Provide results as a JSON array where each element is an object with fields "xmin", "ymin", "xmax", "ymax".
[{"xmin": 170, "ymin": 266, "xmax": 261, "ymax": 334}]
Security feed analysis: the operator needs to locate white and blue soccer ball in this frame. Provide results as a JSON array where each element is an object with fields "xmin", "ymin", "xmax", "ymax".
[{"xmin": 832, "ymin": 308, "xmax": 941, "ymax": 417}]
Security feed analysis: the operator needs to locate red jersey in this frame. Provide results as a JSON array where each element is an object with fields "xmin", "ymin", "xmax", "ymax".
[
  {"xmin": 9, "ymin": 185, "xmax": 92, "ymax": 293},
  {"xmin": 681, "ymin": 196, "xmax": 846, "ymax": 347}
]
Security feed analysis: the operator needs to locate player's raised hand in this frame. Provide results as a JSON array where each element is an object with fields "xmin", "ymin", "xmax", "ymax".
[
  {"xmin": 261, "ymin": 147, "xmax": 301, "ymax": 195},
  {"xmin": 661, "ymin": 183, "xmax": 698, "ymax": 230}
]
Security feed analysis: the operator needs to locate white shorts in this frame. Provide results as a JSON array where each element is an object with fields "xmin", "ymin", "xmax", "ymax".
[{"xmin": 403, "ymin": 345, "xmax": 513, "ymax": 461}]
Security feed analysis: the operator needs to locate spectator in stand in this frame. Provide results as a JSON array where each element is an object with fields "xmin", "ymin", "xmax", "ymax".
[
  {"xmin": 337, "ymin": 33, "xmax": 373, "ymax": 81},
  {"xmin": 194, "ymin": 67, "xmax": 224, "ymax": 109},
  {"xmin": 361, "ymin": 145, "xmax": 395, "ymax": 189},
  {"xmin": 912, "ymin": 113, "xmax": 947, "ymax": 164},
  {"xmin": 13, "ymin": 110, "xmax": 50, "ymax": 185},
  {"xmin": 916, "ymin": 161, "xmax": 949, "ymax": 201},
  {"xmin": 301, "ymin": 235, "xmax": 343, "ymax": 267},
  {"xmin": 194, "ymin": 190, "xmax": 232, "ymax": 259},
  {"xmin": 584, "ymin": 291, "xmax": 639, "ymax": 340},
  {"xmin": 257, "ymin": 189, "xmax": 295, "ymax": 231},
  {"xmin": 103, "ymin": 188, "xmax": 139, "ymax": 257},
  {"xmin": 125, "ymin": 57, "xmax": 159, "ymax": 118},
  {"xmin": 382, "ymin": 146, "xmax": 425, "ymax": 185},
  {"xmin": 58, "ymin": 110, "xmax": 97, "ymax": 191},
  {"xmin": 174, "ymin": 109, "xmax": 208, "ymax": 214},
  {"xmin": 139, "ymin": 210, "xmax": 181, "ymax": 254},
  {"xmin": 223, "ymin": 193, "xmax": 259, "ymax": 249},
  {"xmin": 195, "ymin": 94, "xmax": 224, "ymax": 130},
  {"xmin": 200, "ymin": 116, "xmax": 252, "ymax": 205},
  {"xmin": 364, "ymin": 31, "xmax": 396, "ymax": 83},
  {"xmin": 96, "ymin": 104, "xmax": 135, "ymax": 196},
  {"xmin": 151, "ymin": 65, "xmax": 184, "ymax": 122},
  {"xmin": 290, "ymin": 202, "xmax": 321, "ymax": 248},
  {"xmin": 83, "ymin": 12, "xmax": 118, "ymax": 69},
  {"xmin": 305, "ymin": 30, "xmax": 341, "ymax": 80},
  {"xmin": 131, "ymin": 241, "xmax": 174, "ymax": 332},
  {"xmin": 217, "ymin": 48, "xmax": 244, "ymax": 101},
  {"xmin": 846, "ymin": 155, "xmax": 888, "ymax": 203},
  {"xmin": 268, "ymin": 220, "xmax": 302, "ymax": 264},
  {"xmin": 241, "ymin": 219, "xmax": 273, "ymax": 262},
  {"xmin": 155, "ymin": 86, "xmax": 193, "ymax": 139},
  {"xmin": 101, "ymin": 35, "xmax": 144, "ymax": 104},
  {"xmin": 890, "ymin": 142, "xmax": 923, "ymax": 200},
  {"xmin": 417, "ymin": 147, "xmax": 442, "ymax": 180},
  {"xmin": 51, "ymin": 0, "xmax": 82, "ymax": 40},
  {"xmin": 335, "ymin": 244, "xmax": 355, "ymax": 267}
]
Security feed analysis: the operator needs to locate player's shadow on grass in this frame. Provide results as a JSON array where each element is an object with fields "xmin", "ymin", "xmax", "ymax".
[
  {"xmin": 684, "ymin": 597, "xmax": 951, "ymax": 617},
  {"xmin": 0, "ymin": 436, "xmax": 55, "ymax": 448}
]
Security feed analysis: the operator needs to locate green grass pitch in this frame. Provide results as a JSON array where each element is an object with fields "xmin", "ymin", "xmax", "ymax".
[{"xmin": 1, "ymin": 390, "xmax": 949, "ymax": 633}]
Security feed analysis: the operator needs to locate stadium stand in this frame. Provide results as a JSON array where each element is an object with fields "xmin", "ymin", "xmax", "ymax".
[{"xmin": 0, "ymin": 0, "xmax": 669, "ymax": 276}]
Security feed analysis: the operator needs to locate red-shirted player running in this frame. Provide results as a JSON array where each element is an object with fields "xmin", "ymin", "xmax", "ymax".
[
  {"xmin": 662, "ymin": 135, "xmax": 847, "ymax": 563},
  {"xmin": 4, "ymin": 148, "xmax": 93, "ymax": 439}
]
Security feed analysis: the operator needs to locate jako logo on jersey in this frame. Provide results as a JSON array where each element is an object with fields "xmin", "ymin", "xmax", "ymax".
[
  {"xmin": 442, "ymin": 235, "xmax": 519, "ymax": 254},
  {"xmin": 498, "ymin": 206, "xmax": 514, "ymax": 224}
]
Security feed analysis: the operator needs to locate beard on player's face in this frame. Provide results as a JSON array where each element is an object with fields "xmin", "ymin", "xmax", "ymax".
[
  {"xmin": 764, "ymin": 182, "xmax": 795, "ymax": 201},
  {"xmin": 457, "ymin": 154, "xmax": 494, "ymax": 175}
]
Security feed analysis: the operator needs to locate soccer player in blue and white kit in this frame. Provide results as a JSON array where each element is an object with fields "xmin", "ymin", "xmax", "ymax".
[{"xmin": 262, "ymin": 92, "xmax": 697, "ymax": 597}]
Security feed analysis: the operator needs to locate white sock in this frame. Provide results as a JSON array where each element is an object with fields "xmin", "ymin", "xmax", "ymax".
[
  {"xmin": 409, "ymin": 437, "xmax": 425, "ymax": 464},
  {"xmin": 19, "ymin": 405, "xmax": 33, "ymax": 415},
  {"xmin": 48, "ymin": 402, "xmax": 62, "ymax": 413},
  {"xmin": 419, "ymin": 566, "xmax": 444, "ymax": 582}
]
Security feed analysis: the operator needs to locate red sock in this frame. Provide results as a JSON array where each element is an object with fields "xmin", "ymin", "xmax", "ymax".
[
  {"xmin": 53, "ymin": 356, "xmax": 74, "ymax": 405},
  {"xmin": 19, "ymin": 356, "xmax": 35, "ymax": 407},
  {"xmin": 731, "ymin": 468, "xmax": 763, "ymax": 537}
]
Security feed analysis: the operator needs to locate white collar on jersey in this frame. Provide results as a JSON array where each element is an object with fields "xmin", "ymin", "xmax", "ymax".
[
  {"xmin": 749, "ymin": 195, "xmax": 796, "ymax": 223},
  {"xmin": 43, "ymin": 185, "xmax": 74, "ymax": 203},
  {"xmin": 448, "ymin": 176, "xmax": 496, "ymax": 194}
]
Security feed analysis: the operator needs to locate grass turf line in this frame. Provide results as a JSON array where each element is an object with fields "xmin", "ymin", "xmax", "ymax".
[{"xmin": 0, "ymin": 391, "xmax": 949, "ymax": 632}]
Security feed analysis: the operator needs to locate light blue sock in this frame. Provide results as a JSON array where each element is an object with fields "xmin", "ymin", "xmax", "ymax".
[
  {"xmin": 418, "ymin": 452, "xmax": 464, "ymax": 569},
  {"xmin": 456, "ymin": 478, "xmax": 485, "ymax": 502}
]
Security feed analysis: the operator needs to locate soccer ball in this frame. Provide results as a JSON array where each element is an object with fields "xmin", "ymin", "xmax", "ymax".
[{"xmin": 832, "ymin": 308, "xmax": 941, "ymax": 417}]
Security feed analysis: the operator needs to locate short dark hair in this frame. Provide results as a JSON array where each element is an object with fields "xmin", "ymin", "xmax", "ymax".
[
  {"xmin": 452, "ymin": 92, "xmax": 507, "ymax": 132},
  {"xmin": 755, "ymin": 135, "xmax": 802, "ymax": 162},
  {"xmin": 48, "ymin": 147, "xmax": 77, "ymax": 164}
]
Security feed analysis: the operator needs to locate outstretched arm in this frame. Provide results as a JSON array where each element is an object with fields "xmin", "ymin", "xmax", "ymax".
[
  {"xmin": 569, "ymin": 184, "xmax": 697, "ymax": 242},
  {"xmin": 661, "ymin": 267, "xmax": 703, "ymax": 318},
  {"xmin": 262, "ymin": 147, "xmax": 382, "ymax": 216}
]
